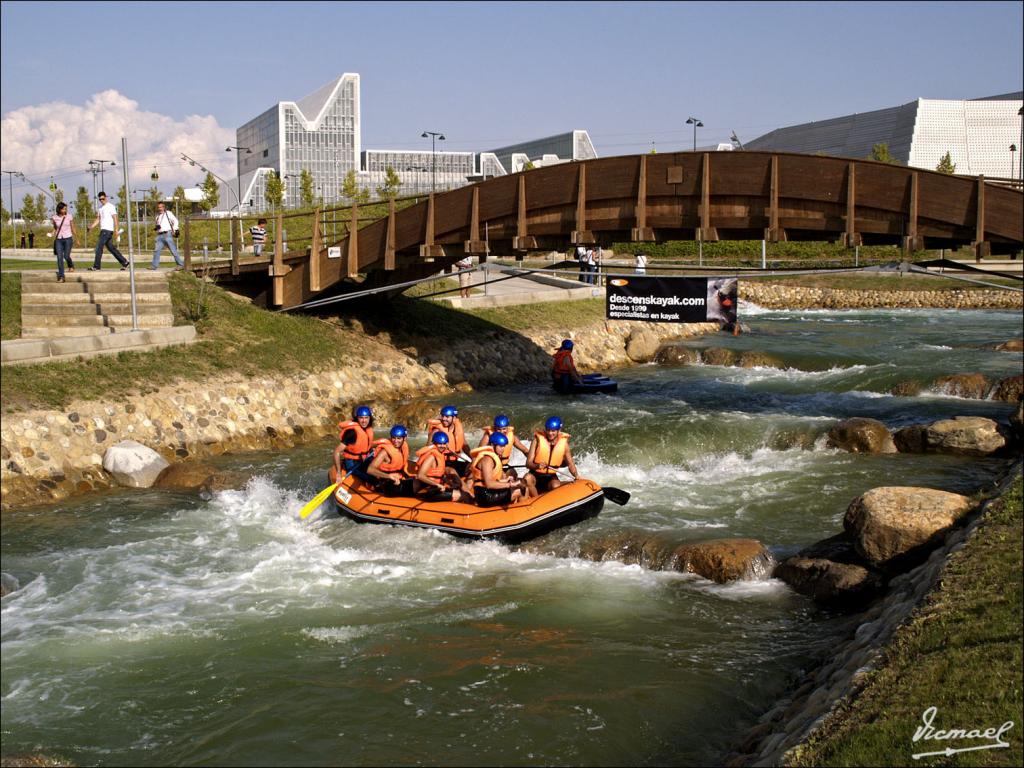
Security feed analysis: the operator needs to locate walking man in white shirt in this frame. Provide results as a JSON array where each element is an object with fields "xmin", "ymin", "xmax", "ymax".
[
  {"xmin": 149, "ymin": 202, "xmax": 182, "ymax": 269},
  {"xmin": 87, "ymin": 191, "xmax": 128, "ymax": 270}
]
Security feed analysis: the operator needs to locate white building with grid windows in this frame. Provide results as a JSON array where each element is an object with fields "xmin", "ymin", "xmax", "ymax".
[
  {"xmin": 218, "ymin": 74, "xmax": 598, "ymax": 214},
  {"xmin": 746, "ymin": 92, "xmax": 1023, "ymax": 179}
]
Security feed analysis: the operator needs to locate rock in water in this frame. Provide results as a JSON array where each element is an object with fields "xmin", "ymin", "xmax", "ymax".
[
  {"xmin": 924, "ymin": 416, "xmax": 1007, "ymax": 455},
  {"xmin": 671, "ymin": 538, "xmax": 774, "ymax": 583},
  {"xmin": 826, "ymin": 417, "xmax": 897, "ymax": 454},
  {"xmin": 625, "ymin": 329, "xmax": 660, "ymax": 362},
  {"xmin": 154, "ymin": 463, "xmax": 247, "ymax": 495},
  {"xmin": 102, "ymin": 440, "xmax": 170, "ymax": 488},
  {"xmin": 773, "ymin": 534, "xmax": 884, "ymax": 607},
  {"xmin": 737, "ymin": 351, "xmax": 783, "ymax": 369},
  {"xmin": 991, "ymin": 374, "xmax": 1023, "ymax": 403},
  {"xmin": 994, "ymin": 339, "xmax": 1023, "ymax": 352},
  {"xmin": 843, "ymin": 486, "xmax": 973, "ymax": 567},
  {"xmin": 701, "ymin": 347, "xmax": 737, "ymax": 366},
  {"xmin": 933, "ymin": 373, "xmax": 991, "ymax": 399},
  {"xmin": 654, "ymin": 343, "xmax": 701, "ymax": 365}
]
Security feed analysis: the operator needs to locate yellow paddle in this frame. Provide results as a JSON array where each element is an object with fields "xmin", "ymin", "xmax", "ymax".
[{"xmin": 299, "ymin": 482, "xmax": 338, "ymax": 520}]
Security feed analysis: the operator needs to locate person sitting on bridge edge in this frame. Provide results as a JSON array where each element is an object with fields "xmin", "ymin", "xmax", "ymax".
[
  {"xmin": 333, "ymin": 405, "xmax": 375, "ymax": 482},
  {"xmin": 470, "ymin": 433, "xmax": 525, "ymax": 507},
  {"xmin": 552, "ymin": 339, "xmax": 583, "ymax": 392},
  {"xmin": 366, "ymin": 425, "xmax": 415, "ymax": 496},
  {"xmin": 426, "ymin": 405, "xmax": 468, "ymax": 475},
  {"xmin": 413, "ymin": 431, "xmax": 464, "ymax": 503},
  {"xmin": 526, "ymin": 416, "xmax": 578, "ymax": 494}
]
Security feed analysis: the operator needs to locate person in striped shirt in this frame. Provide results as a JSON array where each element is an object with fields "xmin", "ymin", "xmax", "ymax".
[{"xmin": 250, "ymin": 219, "xmax": 267, "ymax": 256}]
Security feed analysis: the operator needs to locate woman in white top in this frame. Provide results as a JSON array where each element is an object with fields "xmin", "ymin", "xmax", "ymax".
[{"xmin": 51, "ymin": 202, "xmax": 76, "ymax": 282}]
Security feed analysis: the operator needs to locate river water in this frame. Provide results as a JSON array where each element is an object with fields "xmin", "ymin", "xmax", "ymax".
[{"xmin": 2, "ymin": 306, "xmax": 1021, "ymax": 766}]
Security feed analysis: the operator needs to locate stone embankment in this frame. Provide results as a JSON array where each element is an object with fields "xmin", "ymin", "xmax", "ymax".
[
  {"xmin": 0, "ymin": 320, "xmax": 718, "ymax": 509},
  {"xmin": 725, "ymin": 467, "xmax": 1020, "ymax": 766},
  {"xmin": 741, "ymin": 282, "xmax": 1023, "ymax": 310}
]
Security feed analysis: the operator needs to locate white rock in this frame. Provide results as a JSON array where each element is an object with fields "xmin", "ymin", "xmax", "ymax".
[{"xmin": 102, "ymin": 440, "xmax": 170, "ymax": 488}]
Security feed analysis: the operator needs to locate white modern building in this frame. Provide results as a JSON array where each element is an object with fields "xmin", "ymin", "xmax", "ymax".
[
  {"xmin": 218, "ymin": 74, "xmax": 598, "ymax": 213},
  {"xmin": 746, "ymin": 92, "xmax": 1023, "ymax": 178}
]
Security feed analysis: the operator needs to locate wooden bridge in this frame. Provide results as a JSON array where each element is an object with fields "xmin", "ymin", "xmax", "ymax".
[{"xmin": 182, "ymin": 151, "xmax": 1024, "ymax": 310}]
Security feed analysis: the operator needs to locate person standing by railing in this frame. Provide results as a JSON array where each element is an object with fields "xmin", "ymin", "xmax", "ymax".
[{"xmin": 250, "ymin": 218, "xmax": 267, "ymax": 257}]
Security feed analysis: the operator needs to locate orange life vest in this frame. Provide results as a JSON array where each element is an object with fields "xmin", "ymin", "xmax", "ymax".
[
  {"xmin": 373, "ymin": 438, "xmax": 409, "ymax": 474},
  {"xmin": 469, "ymin": 446, "xmax": 504, "ymax": 489},
  {"xmin": 552, "ymin": 349, "xmax": 575, "ymax": 375},
  {"xmin": 481, "ymin": 426, "xmax": 516, "ymax": 461},
  {"xmin": 338, "ymin": 421, "xmax": 374, "ymax": 461},
  {"xmin": 532, "ymin": 431, "xmax": 570, "ymax": 474},
  {"xmin": 414, "ymin": 445, "xmax": 448, "ymax": 480},
  {"xmin": 426, "ymin": 417, "xmax": 465, "ymax": 453}
]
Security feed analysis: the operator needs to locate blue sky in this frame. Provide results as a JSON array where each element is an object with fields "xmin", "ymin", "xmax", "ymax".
[{"xmin": 1, "ymin": 0, "xmax": 1021, "ymax": 200}]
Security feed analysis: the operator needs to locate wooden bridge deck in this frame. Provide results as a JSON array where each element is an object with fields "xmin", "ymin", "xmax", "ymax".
[{"xmin": 186, "ymin": 151, "xmax": 1024, "ymax": 310}]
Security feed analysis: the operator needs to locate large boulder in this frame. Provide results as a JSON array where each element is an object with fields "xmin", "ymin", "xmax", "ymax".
[
  {"xmin": 773, "ymin": 534, "xmax": 884, "ymax": 607},
  {"xmin": 737, "ymin": 351, "xmax": 784, "ymax": 369},
  {"xmin": 990, "ymin": 374, "xmax": 1023, "ymax": 403},
  {"xmin": 893, "ymin": 425, "xmax": 929, "ymax": 453},
  {"xmin": 933, "ymin": 373, "xmax": 991, "ymax": 399},
  {"xmin": 843, "ymin": 486, "xmax": 973, "ymax": 566},
  {"xmin": 994, "ymin": 339, "xmax": 1023, "ymax": 352},
  {"xmin": 154, "ymin": 462, "xmax": 247, "ymax": 495},
  {"xmin": 923, "ymin": 416, "xmax": 1007, "ymax": 456},
  {"xmin": 890, "ymin": 380, "xmax": 924, "ymax": 397},
  {"xmin": 826, "ymin": 417, "xmax": 897, "ymax": 454},
  {"xmin": 701, "ymin": 347, "xmax": 737, "ymax": 367},
  {"xmin": 102, "ymin": 440, "xmax": 170, "ymax": 488},
  {"xmin": 654, "ymin": 343, "xmax": 701, "ymax": 366},
  {"xmin": 625, "ymin": 329, "xmax": 660, "ymax": 363},
  {"xmin": 670, "ymin": 538, "xmax": 775, "ymax": 583},
  {"xmin": 1011, "ymin": 402, "xmax": 1024, "ymax": 442}
]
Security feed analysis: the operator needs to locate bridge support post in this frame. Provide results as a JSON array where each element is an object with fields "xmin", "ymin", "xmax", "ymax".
[
  {"xmin": 231, "ymin": 217, "xmax": 240, "ymax": 276},
  {"xmin": 698, "ymin": 152, "xmax": 718, "ymax": 242},
  {"xmin": 183, "ymin": 215, "xmax": 192, "ymax": 270},
  {"xmin": 513, "ymin": 175, "xmax": 537, "ymax": 251},
  {"xmin": 902, "ymin": 172, "xmax": 924, "ymax": 254},
  {"xmin": 972, "ymin": 176, "xmax": 989, "ymax": 261},
  {"xmin": 571, "ymin": 162, "xmax": 595, "ymax": 245},
  {"xmin": 270, "ymin": 212, "xmax": 289, "ymax": 306},
  {"xmin": 348, "ymin": 203, "xmax": 360, "ymax": 276},
  {"xmin": 310, "ymin": 206, "xmax": 322, "ymax": 292},
  {"xmin": 420, "ymin": 193, "xmax": 444, "ymax": 259},
  {"xmin": 385, "ymin": 199, "xmax": 396, "ymax": 270},
  {"xmin": 465, "ymin": 186, "xmax": 488, "ymax": 255},
  {"xmin": 632, "ymin": 155, "xmax": 655, "ymax": 242},
  {"xmin": 841, "ymin": 161, "xmax": 861, "ymax": 248}
]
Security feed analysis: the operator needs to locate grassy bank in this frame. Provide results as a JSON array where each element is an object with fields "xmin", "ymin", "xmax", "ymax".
[
  {"xmin": 1, "ymin": 272, "xmax": 21, "ymax": 340},
  {"xmin": 789, "ymin": 472, "xmax": 1023, "ymax": 767}
]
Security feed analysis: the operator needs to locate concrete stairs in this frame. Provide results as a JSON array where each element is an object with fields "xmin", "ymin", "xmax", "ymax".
[{"xmin": 20, "ymin": 271, "xmax": 175, "ymax": 338}]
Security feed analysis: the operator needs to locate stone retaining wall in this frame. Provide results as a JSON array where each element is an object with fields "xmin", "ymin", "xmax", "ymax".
[
  {"xmin": 742, "ymin": 282, "xmax": 1022, "ymax": 310},
  {"xmin": 1, "ymin": 320, "xmax": 716, "ymax": 509}
]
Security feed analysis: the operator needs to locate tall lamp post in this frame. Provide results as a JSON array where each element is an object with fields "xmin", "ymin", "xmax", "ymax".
[
  {"xmin": 89, "ymin": 159, "xmax": 116, "ymax": 195},
  {"xmin": 225, "ymin": 146, "xmax": 252, "ymax": 216},
  {"xmin": 686, "ymin": 117, "xmax": 703, "ymax": 151},
  {"xmin": 2, "ymin": 169, "xmax": 19, "ymax": 249},
  {"xmin": 421, "ymin": 131, "xmax": 445, "ymax": 193}
]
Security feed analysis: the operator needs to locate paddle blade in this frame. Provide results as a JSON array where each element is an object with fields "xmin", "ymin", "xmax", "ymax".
[
  {"xmin": 300, "ymin": 482, "xmax": 338, "ymax": 519},
  {"xmin": 602, "ymin": 486, "xmax": 631, "ymax": 506}
]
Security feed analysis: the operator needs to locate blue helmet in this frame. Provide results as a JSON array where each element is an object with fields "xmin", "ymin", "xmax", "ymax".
[
  {"xmin": 440, "ymin": 405, "xmax": 458, "ymax": 418},
  {"xmin": 390, "ymin": 425, "xmax": 407, "ymax": 439},
  {"xmin": 560, "ymin": 339, "xmax": 573, "ymax": 350},
  {"xmin": 431, "ymin": 431, "xmax": 450, "ymax": 446},
  {"xmin": 545, "ymin": 416, "xmax": 563, "ymax": 431},
  {"xmin": 355, "ymin": 405, "xmax": 372, "ymax": 419},
  {"xmin": 493, "ymin": 414, "xmax": 510, "ymax": 429},
  {"xmin": 489, "ymin": 432, "xmax": 509, "ymax": 448}
]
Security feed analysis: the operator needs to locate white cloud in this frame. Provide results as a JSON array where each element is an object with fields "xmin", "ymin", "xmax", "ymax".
[{"xmin": 0, "ymin": 90, "xmax": 236, "ymax": 195}]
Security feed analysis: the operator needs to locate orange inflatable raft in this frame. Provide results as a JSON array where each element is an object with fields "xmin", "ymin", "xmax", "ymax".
[{"xmin": 327, "ymin": 467, "xmax": 605, "ymax": 543}]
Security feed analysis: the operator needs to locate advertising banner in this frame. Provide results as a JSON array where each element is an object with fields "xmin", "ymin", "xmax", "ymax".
[{"xmin": 605, "ymin": 276, "xmax": 738, "ymax": 325}]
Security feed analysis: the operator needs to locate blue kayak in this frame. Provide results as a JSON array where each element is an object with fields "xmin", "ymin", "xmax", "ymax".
[{"xmin": 554, "ymin": 373, "xmax": 618, "ymax": 394}]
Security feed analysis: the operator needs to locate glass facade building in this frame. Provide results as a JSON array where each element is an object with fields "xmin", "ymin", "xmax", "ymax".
[{"xmin": 220, "ymin": 74, "xmax": 599, "ymax": 213}]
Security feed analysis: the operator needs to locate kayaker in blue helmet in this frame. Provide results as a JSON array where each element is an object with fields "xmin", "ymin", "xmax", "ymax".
[
  {"xmin": 526, "ymin": 415, "xmax": 578, "ymax": 493},
  {"xmin": 552, "ymin": 339, "xmax": 583, "ymax": 392}
]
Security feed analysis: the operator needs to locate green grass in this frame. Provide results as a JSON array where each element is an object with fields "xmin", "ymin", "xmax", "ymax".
[
  {"xmin": 1, "ymin": 260, "xmax": 58, "ymax": 271},
  {"xmin": 789, "ymin": 473, "xmax": 1023, "ymax": 767},
  {"xmin": 760, "ymin": 273, "xmax": 1023, "ymax": 292},
  {"xmin": 0, "ymin": 272, "xmax": 362, "ymax": 413},
  {"xmin": 1, "ymin": 272, "xmax": 21, "ymax": 340}
]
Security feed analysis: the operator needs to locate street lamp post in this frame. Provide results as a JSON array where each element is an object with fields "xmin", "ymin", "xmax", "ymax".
[
  {"xmin": 2, "ymin": 169, "xmax": 19, "ymax": 249},
  {"xmin": 225, "ymin": 146, "xmax": 252, "ymax": 217},
  {"xmin": 89, "ymin": 159, "xmax": 116, "ymax": 195},
  {"xmin": 686, "ymin": 117, "xmax": 703, "ymax": 152},
  {"xmin": 421, "ymin": 131, "xmax": 445, "ymax": 193}
]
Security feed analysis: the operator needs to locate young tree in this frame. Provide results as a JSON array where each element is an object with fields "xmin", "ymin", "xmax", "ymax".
[
  {"xmin": 36, "ymin": 193, "xmax": 48, "ymax": 218},
  {"xmin": 869, "ymin": 142, "xmax": 901, "ymax": 165},
  {"xmin": 116, "ymin": 184, "xmax": 129, "ymax": 219},
  {"xmin": 53, "ymin": 187, "xmax": 64, "ymax": 205},
  {"xmin": 341, "ymin": 169, "xmax": 360, "ymax": 203},
  {"xmin": 935, "ymin": 151, "xmax": 956, "ymax": 175},
  {"xmin": 265, "ymin": 171, "xmax": 285, "ymax": 210},
  {"xmin": 299, "ymin": 169, "xmax": 315, "ymax": 207},
  {"xmin": 74, "ymin": 186, "xmax": 94, "ymax": 223},
  {"xmin": 171, "ymin": 185, "xmax": 186, "ymax": 217},
  {"xmin": 21, "ymin": 193, "xmax": 39, "ymax": 223},
  {"xmin": 200, "ymin": 172, "xmax": 219, "ymax": 213},
  {"xmin": 376, "ymin": 165, "xmax": 402, "ymax": 201}
]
